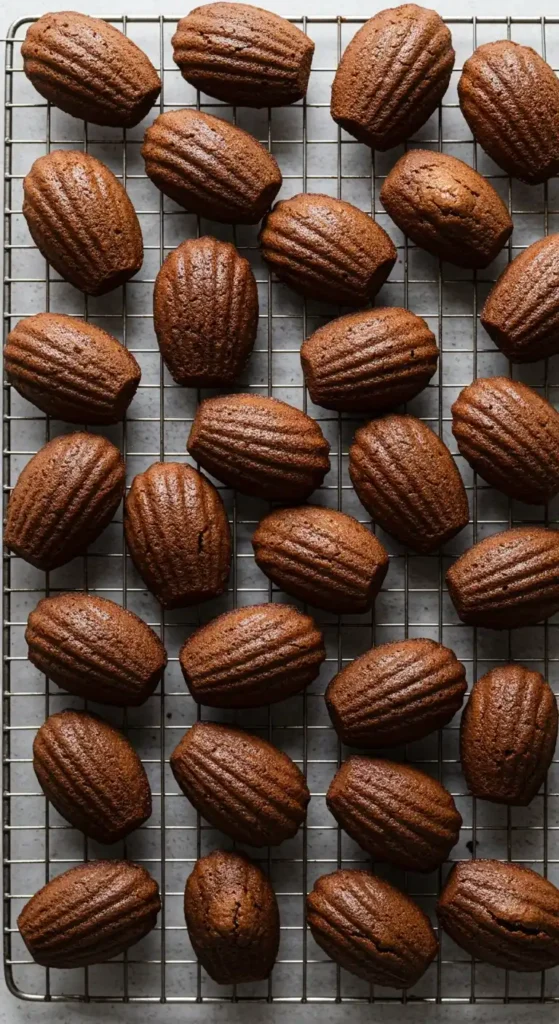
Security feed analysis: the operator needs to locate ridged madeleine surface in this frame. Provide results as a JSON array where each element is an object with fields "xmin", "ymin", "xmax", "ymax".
[
  {"xmin": 326, "ymin": 638, "xmax": 466, "ymax": 748},
  {"xmin": 259, "ymin": 192, "xmax": 397, "ymax": 305},
  {"xmin": 180, "ymin": 603, "xmax": 325, "ymax": 708},
  {"xmin": 446, "ymin": 526, "xmax": 559, "ymax": 629},
  {"xmin": 452, "ymin": 376, "xmax": 559, "ymax": 504},
  {"xmin": 327, "ymin": 757, "xmax": 461, "ymax": 872},
  {"xmin": 4, "ymin": 432, "xmax": 125, "ymax": 571},
  {"xmin": 252, "ymin": 506, "xmax": 389, "ymax": 613},
  {"xmin": 5, "ymin": 313, "xmax": 141, "ymax": 423},
  {"xmin": 349, "ymin": 414, "xmax": 469, "ymax": 552},
  {"xmin": 331, "ymin": 4, "xmax": 454, "ymax": 150},
  {"xmin": 23, "ymin": 150, "xmax": 143, "ymax": 295},
  {"xmin": 124, "ymin": 462, "xmax": 231, "ymax": 610},
  {"xmin": 18, "ymin": 860, "xmax": 160, "ymax": 968},
  {"xmin": 172, "ymin": 3, "xmax": 314, "ymax": 107},
  {"xmin": 461, "ymin": 665, "xmax": 558, "ymax": 806},
  {"xmin": 170, "ymin": 720, "xmax": 310, "ymax": 846},
  {"xmin": 22, "ymin": 12, "xmax": 161, "ymax": 127},
  {"xmin": 154, "ymin": 236, "xmax": 258, "ymax": 387},
  {"xmin": 437, "ymin": 860, "xmax": 559, "ymax": 971},
  {"xmin": 307, "ymin": 869, "xmax": 438, "ymax": 987},
  {"xmin": 142, "ymin": 108, "xmax": 282, "ymax": 224}
]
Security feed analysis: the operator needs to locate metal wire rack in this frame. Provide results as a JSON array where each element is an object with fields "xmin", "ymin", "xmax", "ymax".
[{"xmin": 4, "ymin": 11, "xmax": 559, "ymax": 1007}]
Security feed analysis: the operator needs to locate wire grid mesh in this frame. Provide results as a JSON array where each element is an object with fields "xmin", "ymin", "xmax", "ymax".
[{"xmin": 4, "ymin": 10, "xmax": 559, "ymax": 1007}]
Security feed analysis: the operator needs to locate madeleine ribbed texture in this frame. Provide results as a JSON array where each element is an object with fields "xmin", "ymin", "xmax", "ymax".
[
  {"xmin": 452, "ymin": 376, "xmax": 559, "ymax": 504},
  {"xmin": 259, "ymin": 192, "xmax": 397, "ymax": 304},
  {"xmin": 252, "ymin": 505, "xmax": 389, "ymax": 613},
  {"xmin": 172, "ymin": 3, "xmax": 314, "ymax": 107},
  {"xmin": 380, "ymin": 150, "xmax": 512, "ymax": 269},
  {"xmin": 170, "ymin": 720, "xmax": 310, "ymax": 846},
  {"xmin": 437, "ymin": 860, "xmax": 559, "ymax": 971},
  {"xmin": 22, "ymin": 12, "xmax": 161, "ymax": 127},
  {"xmin": 326, "ymin": 638, "xmax": 467, "ymax": 748},
  {"xmin": 154, "ymin": 236, "xmax": 258, "ymax": 387},
  {"xmin": 142, "ymin": 108, "xmax": 282, "ymax": 224},
  {"xmin": 180, "ymin": 603, "xmax": 325, "ymax": 708},
  {"xmin": 307, "ymin": 870, "xmax": 438, "ymax": 988},
  {"xmin": 331, "ymin": 4, "xmax": 454, "ymax": 150},
  {"xmin": 4, "ymin": 432, "xmax": 125, "ymax": 571},
  {"xmin": 185, "ymin": 850, "xmax": 280, "ymax": 984},
  {"xmin": 124, "ymin": 462, "xmax": 231, "ymax": 610},
  {"xmin": 349, "ymin": 414, "xmax": 469, "ymax": 552},
  {"xmin": 18, "ymin": 860, "xmax": 160, "ymax": 968},
  {"xmin": 23, "ymin": 150, "xmax": 143, "ymax": 295},
  {"xmin": 446, "ymin": 526, "xmax": 559, "ymax": 629},
  {"xmin": 187, "ymin": 393, "xmax": 330, "ymax": 501},
  {"xmin": 461, "ymin": 665, "xmax": 558, "ymax": 806}
]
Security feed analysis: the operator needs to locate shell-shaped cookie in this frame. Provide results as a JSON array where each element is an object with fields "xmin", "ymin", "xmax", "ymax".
[
  {"xmin": 5, "ymin": 313, "xmax": 141, "ymax": 423},
  {"xmin": 349, "ymin": 414, "xmax": 469, "ymax": 552},
  {"xmin": 4, "ymin": 432, "xmax": 125, "ymax": 571},
  {"xmin": 380, "ymin": 149, "xmax": 512, "ymax": 269},
  {"xmin": 33, "ymin": 710, "xmax": 151, "ymax": 843},
  {"xmin": 460, "ymin": 665, "xmax": 558, "ymax": 806},
  {"xmin": 170, "ymin": 720, "xmax": 310, "ymax": 846},
  {"xmin": 326, "ymin": 638, "xmax": 467, "ymax": 748},
  {"xmin": 331, "ymin": 4, "xmax": 454, "ymax": 150},
  {"xmin": 259, "ymin": 192, "xmax": 397, "ymax": 305},
  {"xmin": 327, "ymin": 757, "xmax": 462, "ymax": 872},
  {"xmin": 184, "ymin": 850, "xmax": 280, "ymax": 984},
  {"xmin": 252, "ymin": 505, "xmax": 389, "ymax": 614},
  {"xmin": 18, "ymin": 860, "xmax": 160, "ymax": 968},
  {"xmin": 437, "ymin": 860, "xmax": 559, "ymax": 971},
  {"xmin": 21, "ymin": 12, "xmax": 161, "ymax": 127},
  {"xmin": 446, "ymin": 526, "xmax": 559, "ymax": 629},
  {"xmin": 142, "ymin": 108, "xmax": 282, "ymax": 224},
  {"xmin": 452, "ymin": 376, "xmax": 559, "ymax": 504},
  {"xmin": 459, "ymin": 40, "xmax": 559, "ymax": 185},
  {"xmin": 23, "ymin": 150, "xmax": 143, "ymax": 295},
  {"xmin": 26, "ymin": 592, "xmax": 166, "ymax": 707},
  {"xmin": 187, "ymin": 393, "xmax": 330, "ymax": 501},
  {"xmin": 172, "ymin": 3, "xmax": 314, "ymax": 107},
  {"xmin": 180, "ymin": 603, "xmax": 325, "ymax": 708},
  {"xmin": 307, "ymin": 869, "xmax": 438, "ymax": 988},
  {"xmin": 124, "ymin": 462, "xmax": 231, "ymax": 610}
]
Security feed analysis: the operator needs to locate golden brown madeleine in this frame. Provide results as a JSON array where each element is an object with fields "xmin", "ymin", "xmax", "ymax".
[
  {"xmin": 4, "ymin": 432, "xmax": 125, "ymax": 571},
  {"xmin": 437, "ymin": 860, "xmax": 559, "ymax": 971},
  {"xmin": 23, "ymin": 150, "xmax": 143, "ymax": 295},
  {"xmin": 170, "ymin": 720, "xmax": 309, "ymax": 846},
  {"xmin": 460, "ymin": 665, "xmax": 558, "ymax": 806},
  {"xmin": 184, "ymin": 850, "xmax": 280, "ymax": 984},
  {"xmin": 349, "ymin": 414, "xmax": 469, "ymax": 553},
  {"xmin": 5, "ymin": 313, "xmax": 141, "ymax": 424},
  {"xmin": 307, "ymin": 869, "xmax": 438, "ymax": 987},
  {"xmin": 142, "ymin": 108, "xmax": 282, "ymax": 224},
  {"xmin": 18, "ymin": 860, "xmax": 160, "ymax": 968},
  {"xmin": 172, "ymin": 3, "xmax": 314, "ymax": 107},
  {"xmin": 22, "ymin": 12, "xmax": 161, "ymax": 127},
  {"xmin": 26, "ymin": 593, "xmax": 166, "ymax": 707},
  {"xmin": 326, "ymin": 638, "xmax": 466, "ymax": 748},
  {"xmin": 380, "ymin": 150, "xmax": 512, "ymax": 269},
  {"xmin": 331, "ymin": 4, "xmax": 454, "ymax": 150},
  {"xmin": 180, "ymin": 603, "xmax": 325, "ymax": 708},
  {"xmin": 459, "ymin": 40, "xmax": 559, "ymax": 185},
  {"xmin": 252, "ymin": 505, "xmax": 389, "ymax": 614},
  {"xmin": 124, "ymin": 462, "xmax": 231, "ymax": 610},
  {"xmin": 446, "ymin": 526, "xmax": 559, "ymax": 629},
  {"xmin": 259, "ymin": 192, "xmax": 397, "ymax": 305},
  {"xmin": 452, "ymin": 376, "xmax": 559, "ymax": 504},
  {"xmin": 154, "ymin": 237, "xmax": 258, "ymax": 387}
]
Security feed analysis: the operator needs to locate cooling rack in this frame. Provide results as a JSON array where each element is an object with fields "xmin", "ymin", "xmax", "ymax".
[{"xmin": 4, "ymin": 11, "xmax": 559, "ymax": 1007}]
